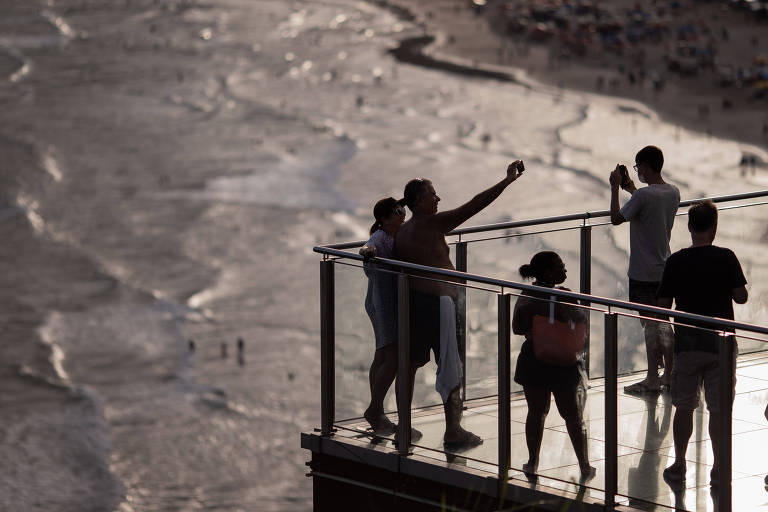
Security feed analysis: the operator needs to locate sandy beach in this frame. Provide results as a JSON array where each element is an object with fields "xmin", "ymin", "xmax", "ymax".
[{"xmin": 380, "ymin": 0, "xmax": 768, "ymax": 153}]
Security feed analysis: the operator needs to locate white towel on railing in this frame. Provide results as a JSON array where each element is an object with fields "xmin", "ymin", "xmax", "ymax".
[{"xmin": 436, "ymin": 296, "xmax": 463, "ymax": 403}]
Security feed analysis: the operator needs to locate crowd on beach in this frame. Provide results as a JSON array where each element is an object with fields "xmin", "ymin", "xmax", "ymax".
[
  {"xmin": 485, "ymin": 0, "xmax": 768, "ymax": 94},
  {"xmin": 356, "ymin": 145, "xmax": 758, "ymax": 487}
]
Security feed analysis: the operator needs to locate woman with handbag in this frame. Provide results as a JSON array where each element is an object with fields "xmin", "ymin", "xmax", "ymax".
[{"xmin": 512, "ymin": 251, "xmax": 595, "ymax": 480}]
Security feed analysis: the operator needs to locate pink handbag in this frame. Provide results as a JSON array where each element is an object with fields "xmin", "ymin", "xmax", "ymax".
[{"xmin": 531, "ymin": 300, "xmax": 586, "ymax": 366}]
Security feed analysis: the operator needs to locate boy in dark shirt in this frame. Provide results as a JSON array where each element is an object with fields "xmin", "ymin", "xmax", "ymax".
[{"xmin": 657, "ymin": 200, "xmax": 748, "ymax": 485}]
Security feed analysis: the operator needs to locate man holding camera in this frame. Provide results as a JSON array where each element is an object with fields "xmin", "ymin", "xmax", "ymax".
[
  {"xmin": 609, "ymin": 145, "xmax": 680, "ymax": 393},
  {"xmin": 393, "ymin": 160, "xmax": 525, "ymax": 450}
]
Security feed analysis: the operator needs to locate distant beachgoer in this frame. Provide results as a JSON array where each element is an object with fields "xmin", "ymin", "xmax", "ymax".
[
  {"xmin": 658, "ymin": 200, "xmax": 748, "ymax": 485},
  {"xmin": 393, "ymin": 161, "xmax": 525, "ymax": 450},
  {"xmin": 513, "ymin": 251, "xmax": 595, "ymax": 480},
  {"xmin": 609, "ymin": 146, "xmax": 680, "ymax": 394},
  {"xmin": 359, "ymin": 197, "xmax": 407, "ymax": 434}
]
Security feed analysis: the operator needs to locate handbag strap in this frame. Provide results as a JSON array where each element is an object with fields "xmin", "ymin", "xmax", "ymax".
[
  {"xmin": 549, "ymin": 295, "xmax": 555, "ymax": 324},
  {"xmin": 549, "ymin": 294, "xmax": 577, "ymax": 329}
]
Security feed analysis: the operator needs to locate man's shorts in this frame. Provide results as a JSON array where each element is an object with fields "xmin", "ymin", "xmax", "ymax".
[
  {"xmin": 408, "ymin": 291, "xmax": 441, "ymax": 368},
  {"xmin": 670, "ymin": 347, "xmax": 737, "ymax": 413},
  {"xmin": 628, "ymin": 279, "xmax": 665, "ymax": 320}
]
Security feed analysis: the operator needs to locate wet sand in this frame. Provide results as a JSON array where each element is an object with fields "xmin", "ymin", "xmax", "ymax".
[{"xmin": 380, "ymin": 0, "xmax": 768, "ymax": 152}]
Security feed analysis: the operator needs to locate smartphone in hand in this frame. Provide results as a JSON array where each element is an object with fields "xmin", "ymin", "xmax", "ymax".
[{"xmin": 617, "ymin": 164, "xmax": 630, "ymax": 188}]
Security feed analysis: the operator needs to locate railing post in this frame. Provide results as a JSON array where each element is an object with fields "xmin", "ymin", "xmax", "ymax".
[
  {"xmin": 498, "ymin": 293, "xmax": 511, "ymax": 495},
  {"xmin": 604, "ymin": 312, "xmax": 618, "ymax": 510},
  {"xmin": 580, "ymin": 222, "xmax": 592, "ymax": 378},
  {"xmin": 718, "ymin": 332, "xmax": 735, "ymax": 510},
  {"xmin": 397, "ymin": 273, "xmax": 412, "ymax": 455},
  {"xmin": 320, "ymin": 260, "xmax": 335, "ymax": 436},
  {"xmin": 456, "ymin": 241, "xmax": 468, "ymax": 401}
]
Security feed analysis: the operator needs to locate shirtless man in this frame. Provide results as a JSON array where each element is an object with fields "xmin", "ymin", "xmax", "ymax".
[{"xmin": 393, "ymin": 160, "xmax": 525, "ymax": 449}]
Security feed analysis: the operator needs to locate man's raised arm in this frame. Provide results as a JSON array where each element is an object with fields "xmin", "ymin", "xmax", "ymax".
[{"xmin": 433, "ymin": 161, "xmax": 524, "ymax": 234}]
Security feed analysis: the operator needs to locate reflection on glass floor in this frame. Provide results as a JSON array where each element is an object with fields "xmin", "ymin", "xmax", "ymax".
[{"xmin": 334, "ymin": 353, "xmax": 768, "ymax": 511}]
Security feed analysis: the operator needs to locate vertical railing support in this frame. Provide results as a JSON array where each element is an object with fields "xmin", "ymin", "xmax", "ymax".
[
  {"xmin": 580, "ymin": 222, "xmax": 592, "ymax": 378},
  {"xmin": 320, "ymin": 260, "xmax": 335, "ymax": 436},
  {"xmin": 397, "ymin": 273, "xmax": 412, "ymax": 455},
  {"xmin": 604, "ymin": 312, "xmax": 618, "ymax": 510},
  {"xmin": 456, "ymin": 241, "xmax": 468, "ymax": 401},
  {"xmin": 497, "ymin": 293, "xmax": 511, "ymax": 496},
  {"xmin": 718, "ymin": 332, "xmax": 735, "ymax": 510}
]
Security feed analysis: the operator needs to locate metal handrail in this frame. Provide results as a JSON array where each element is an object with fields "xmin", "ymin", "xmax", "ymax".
[
  {"xmin": 313, "ymin": 246, "xmax": 768, "ymax": 337},
  {"xmin": 319, "ymin": 189, "xmax": 768, "ymax": 250}
]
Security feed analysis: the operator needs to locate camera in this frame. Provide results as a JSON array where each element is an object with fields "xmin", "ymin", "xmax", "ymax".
[{"xmin": 516, "ymin": 160, "xmax": 525, "ymax": 172}]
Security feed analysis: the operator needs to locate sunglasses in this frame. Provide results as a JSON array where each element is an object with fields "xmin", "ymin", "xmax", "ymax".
[{"xmin": 394, "ymin": 205, "xmax": 406, "ymax": 216}]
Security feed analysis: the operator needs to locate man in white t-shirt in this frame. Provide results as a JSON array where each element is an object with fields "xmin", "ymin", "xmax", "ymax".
[{"xmin": 609, "ymin": 145, "xmax": 680, "ymax": 393}]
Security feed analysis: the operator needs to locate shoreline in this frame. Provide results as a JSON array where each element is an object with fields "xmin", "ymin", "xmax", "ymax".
[{"xmin": 378, "ymin": 0, "xmax": 768, "ymax": 156}]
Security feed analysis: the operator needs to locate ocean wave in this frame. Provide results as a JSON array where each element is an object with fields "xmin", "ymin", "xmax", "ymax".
[{"xmin": 0, "ymin": 329, "xmax": 123, "ymax": 512}]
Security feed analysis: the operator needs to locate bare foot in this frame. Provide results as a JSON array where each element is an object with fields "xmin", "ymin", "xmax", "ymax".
[
  {"xmin": 522, "ymin": 461, "xmax": 538, "ymax": 476},
  {"xmin": 393, "ymin": 426, "xmax": 422, "ymax": 440},
  {"xmin": 393, "ymin": 426, "xmax": 423, "ymax": 446},
  {"xmin": 663, "ymin": 461, "xmax": 686, "ymax": 483},
  {"xmin": 364, "ymin": 406, "xmax": 396, "ymax": 435},
  {"xmin": 580, "ymin": 464, "xmax": 597, "ymax": 481},
  {"xmin": 710, "ymin": 466, "xmax": 719, "ymax": 487}
]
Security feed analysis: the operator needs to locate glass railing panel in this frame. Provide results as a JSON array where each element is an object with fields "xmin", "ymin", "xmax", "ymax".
[
  {"xmin": 585, "ymin": 199, "xmax": 768, "ymax": 375},
  {"xmin": 613, "ymin": 313, "xmax": 676, "ymax": 510},
  {"xmin": 332, "ymin": 260, "xmax": 387, "ymax": 423},
  {"xmin": 610, "ymin": 314, "xmax": 768, "ymax": 511},
  {"xmin": 585, "ymin": 308, "xmax": 608, "ymax": 379},
  {"xmin": 590, "ymin": 221, "xmax": 659, "ymax": 379},
  {"xmin": 711, "ymin": 201, "xmax": 768, "ymax": 353},
  {"xmin": 457, "ymin": 224, "xmax": 583, "ymax": 288},
  {"xmin": 446, "ymin": 234, "xmax": 460, "ymax": 269},
  {"xmin": 504, "ymin": 298, "xmax": 608, "ymax": 501},
  {"xmin": 333, "ymin": 263, "xmax": 489, "ymax": 421},
  {"xmin": 402, "ymin": 276, "xmax": 501, "ymax": 467},
  {"xmin": 463, "ymin": 285, "xmax": 499, "ymax": 401},
  {"xmin": 405, "ymin": 273, "xmax": 451, "ymax": 413},
  {"xmin": 588, "ymin": 220, "xmax": 632, "ymax": 301}
]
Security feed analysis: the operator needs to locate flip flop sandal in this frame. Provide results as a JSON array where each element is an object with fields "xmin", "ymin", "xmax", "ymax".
[
  {"xmin": 624, "ymin": 380, "xmax": 662, "ymax": 394},
  {"xmin": 443, "ymin": 432, "xmax": 483, "ymax": 452}
]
